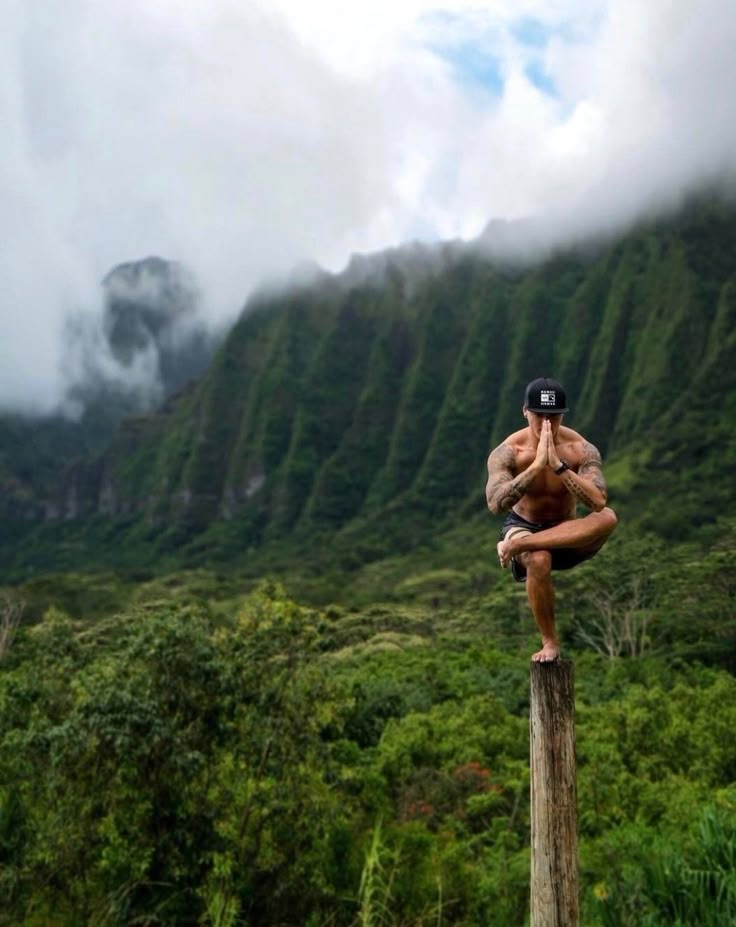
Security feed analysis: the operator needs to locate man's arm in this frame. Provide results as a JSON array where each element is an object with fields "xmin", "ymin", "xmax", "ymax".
[
  {"xmin": 486, "ymin": 442, "xmax": 544, "ymax": 514},
  {"xmin": 555, "ymin": 439, "xmax": 608, "ymax": 512}
]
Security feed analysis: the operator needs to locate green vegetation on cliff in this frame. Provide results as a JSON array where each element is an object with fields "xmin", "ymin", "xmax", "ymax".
[
  {"xmin": 1, "ymin": 198, "xmax": 736, "ymax": 926},
  {"xmin": 4, "ymin": 199, "xmax": 736, "ymax": 580},
  {"xmin": 1, "ymin": 574, "xmax": 735, "ymax": 926}
]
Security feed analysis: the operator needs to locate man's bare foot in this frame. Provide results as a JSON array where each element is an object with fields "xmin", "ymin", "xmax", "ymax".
[
  {"xmin": 531, "ymin": 640, "xmax": 560, "ymax": 662},
  {"xmin": 497, "ymin": 537, "xmax": 519, "ymax": 568}
]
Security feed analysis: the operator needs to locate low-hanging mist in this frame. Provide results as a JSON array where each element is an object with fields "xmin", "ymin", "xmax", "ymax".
[{"xmin": 4, "ymin": 0, "xmax": 736, "ymax": 410}]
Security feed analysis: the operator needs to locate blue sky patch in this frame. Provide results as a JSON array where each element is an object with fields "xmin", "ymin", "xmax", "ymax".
[
  {"xmin": 418, "ymin": 10, "xmax": 505, "ymax": 99},
  {"xmin": 416, "ymin": 8, "xmax": 594, "ymax": 102},
  {"xmin": 440, "ymin": 42, "xmax": 504, "ymax": 97},
  {"xmin": 525, "ymin": 59, "xmax": 556, "ymax": 97},
  {"xmin": 511, "ymin": 17, "xmax": 550, "ymax": 49}
]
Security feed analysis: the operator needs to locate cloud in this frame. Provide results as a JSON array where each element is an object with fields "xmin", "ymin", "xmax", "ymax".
[
  {"xmin": 2, "ymin": 0, "xmax": 736, "ymax": 410},
  {"xmin": 60, "ymin": 256, "xmax": 217, "ymax": 424}
]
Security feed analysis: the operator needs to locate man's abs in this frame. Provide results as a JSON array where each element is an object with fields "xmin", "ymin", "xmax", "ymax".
[{"xmin": 512, "ymin": 490, "xmax": 576, "ymax": 524}]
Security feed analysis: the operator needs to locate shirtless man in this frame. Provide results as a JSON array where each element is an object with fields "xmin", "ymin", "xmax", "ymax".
[{"xmin": 485, "ymin": 377, "xmax": 618, "ymax": 662}]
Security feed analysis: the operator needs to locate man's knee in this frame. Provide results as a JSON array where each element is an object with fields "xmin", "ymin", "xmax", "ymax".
[
  {"xmin": 523, "ymin": 550, "xmax": 552, "ymax": 578},
  {"xmin": 599, "ymin": 506, "xmax": 618, "ymax": 535},
  {"xmin": 588, "ymin": 505, "xmax": 617, "ymax": 536}
]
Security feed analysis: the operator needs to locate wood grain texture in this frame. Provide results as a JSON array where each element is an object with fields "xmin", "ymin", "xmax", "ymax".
[{"xmin": 530, "ymin": 660, "xmax": 579, "ymax": 927}]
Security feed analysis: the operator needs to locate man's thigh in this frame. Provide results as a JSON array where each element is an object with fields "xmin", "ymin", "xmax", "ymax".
[
  {"xmin": 551, "ymin": 538, "xmax": 606, "ymax": 571},
  {"xmin": 499, "ymin": 524, "xmax": 536, "ymax": 582},
  {"xmin": 501, "ymin": 524, "xmax": 534, "ymax": 544}
]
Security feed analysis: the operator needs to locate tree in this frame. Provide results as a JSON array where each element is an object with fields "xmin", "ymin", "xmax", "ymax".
[{"xmin": 0, "ymin": 597, "xmax": 22, "ymax": 662}]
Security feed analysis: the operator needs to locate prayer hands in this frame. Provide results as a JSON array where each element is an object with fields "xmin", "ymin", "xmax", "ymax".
[
  {"xmin": 534, "ymin": 423, "xmax": 549, "ymax": 468},
  {"xmin": 534, "ymin": 420, "xmax": 561, "ymax": 472},
  {"xmin": 545, "ymin": 420, "xmax": 561, "ymax": 471}
]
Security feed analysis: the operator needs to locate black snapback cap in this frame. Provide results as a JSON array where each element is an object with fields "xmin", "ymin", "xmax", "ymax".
[{"xmin": 523, "ymin": 377, "xmax": 568, "ymax": 414}]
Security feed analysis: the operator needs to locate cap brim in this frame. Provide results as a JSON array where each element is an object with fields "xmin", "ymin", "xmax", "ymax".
[{"xmin": 525, "ymin": 406, "xmax": 568, "ymax": 414}]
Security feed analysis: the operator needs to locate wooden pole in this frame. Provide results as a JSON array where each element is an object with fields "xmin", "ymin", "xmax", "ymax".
[{"xmin": 529, "ymin": 660, "xmax": 579, "ymax": 927}]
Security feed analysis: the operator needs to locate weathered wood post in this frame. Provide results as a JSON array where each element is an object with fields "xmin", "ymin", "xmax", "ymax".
[{"xmin": 530, "ymin": 660, "xmax": 579, "ymax": 927}]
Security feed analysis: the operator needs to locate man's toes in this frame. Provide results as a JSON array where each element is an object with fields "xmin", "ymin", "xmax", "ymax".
[{"xmin": 531, "ymin": 644, "xmax": 560, "ymax": 662}]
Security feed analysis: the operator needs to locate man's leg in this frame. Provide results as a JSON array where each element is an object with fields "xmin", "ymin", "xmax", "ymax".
[
  {"xmin": 498, "ymin": 507, "xmax": 617, "ymax": 567},
  {"xmin": 520, "ymin": 550, "xmax": 560, "ymax": 662},
  {"xmin": 496, "ymin": 524, "xmax": 533, "ymax": 574}
]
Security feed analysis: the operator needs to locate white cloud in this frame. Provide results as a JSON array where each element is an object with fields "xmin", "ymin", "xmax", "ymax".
[{"xmin": 2, "ymin": 0, "xmax": 736, "ymax": 410}]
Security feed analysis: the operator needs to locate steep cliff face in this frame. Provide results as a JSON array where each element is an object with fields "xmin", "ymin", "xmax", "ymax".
[
  {"xmin": 45, "ymin": 200, "xmax": 736, "ymax": 556},
  {"xmin": 98, "ymin": 256, "xmax": 214, "ymax": 401},
  {"xmin": 66, "ymin": 255, "xmax": 217, "ymax": 423},
  {"xmin": 0, "ymin": 257, "xmax": 218, "ymax": 516}
]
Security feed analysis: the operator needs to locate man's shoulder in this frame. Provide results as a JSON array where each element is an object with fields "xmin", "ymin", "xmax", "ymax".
[
  {"xmin": 488, "ymin": 430, "xmax": 524, "ymax": 457},
  {"xmin": 558, "ymin": 426, "xmax": 602, "ymax": 462},
  {"xmin": 487, "ymin": 430, "xmax": 527, "ymax": 467},
  {"xmin": 501, "ymin": 427, "xmax": 530, "ymax": 448},
  {"xmin": 559, "ymin": 425, "xmax": 590, "ymax": 446}
]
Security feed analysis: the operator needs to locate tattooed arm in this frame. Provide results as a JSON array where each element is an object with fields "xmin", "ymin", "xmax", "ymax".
[
  {"xmin": 485, "ymin": 441, "xmax": 545, "ymax": 514},
  {"xmin": 556, "ymin": 440, "xmax": 608, "ymax": 512}
]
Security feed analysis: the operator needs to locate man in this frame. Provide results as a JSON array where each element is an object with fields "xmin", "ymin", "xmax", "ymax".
[{"xmin": 485, "ymin": 377, "xmax": 617, "ymax": 662}]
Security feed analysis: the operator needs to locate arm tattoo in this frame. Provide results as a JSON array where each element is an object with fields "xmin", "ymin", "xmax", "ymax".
[
  {"xmin": 560, "ymin": 471, "xmax": 599, "ymax": 508},
  {"xmin": 486, "ymin": 444, "xmax": 536, "ymax": 513},
  {"xmin": 563, "ymin": 440, "xmax": 608, "ymax": 509},
  {"xmin": 578, "ymin": 441, "xmax": 608, "ymax": 494}
]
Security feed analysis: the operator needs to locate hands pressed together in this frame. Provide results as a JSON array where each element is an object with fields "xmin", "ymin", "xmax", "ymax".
[{"xmin": 533, "ymin": 419, "xmax": 562, "ymax": 472}]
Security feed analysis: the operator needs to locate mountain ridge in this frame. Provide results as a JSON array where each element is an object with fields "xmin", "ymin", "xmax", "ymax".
[{"xmin": 2, "ymin": 197, "xmax": 736, "ymax": 577}]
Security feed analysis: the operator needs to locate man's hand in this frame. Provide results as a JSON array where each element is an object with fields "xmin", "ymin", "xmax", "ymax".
[
  {"xmin": 545, "ymin": 420, "xmax": 562, "ymax": 471},
  {"xmin": 533, "ymin": 423, "xmax": 549, "ymax": 470}
]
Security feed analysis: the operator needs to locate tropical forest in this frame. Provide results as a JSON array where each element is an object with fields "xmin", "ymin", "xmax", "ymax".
[{"xmin": 1, "ymin": 196, "xmax": 735, "ymax": 926}]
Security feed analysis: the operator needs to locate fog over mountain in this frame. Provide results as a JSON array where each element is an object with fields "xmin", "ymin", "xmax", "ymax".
[
  {"xmin": 61, "ymin": 257, "xmax": 218, "ymax": 420},
  {"xmin": 4, "ymin": 0, "xmax": 736, "ymax": 411}
]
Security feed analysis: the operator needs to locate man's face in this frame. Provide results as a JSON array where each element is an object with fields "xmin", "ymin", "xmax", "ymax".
[{"xmin": 524, "ymin": 408, "xmax": 564, "ymax": 439}]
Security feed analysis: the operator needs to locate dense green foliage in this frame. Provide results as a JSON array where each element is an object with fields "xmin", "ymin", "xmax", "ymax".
[
  {"xmin": 1, "ymin": 198, "xmax": 735, "ymax": 924},
  {"xmin": 1, "ymin": 568, "xmax": 735, "ymax": 926},
  {"xmin": 3, "ymin": 198, "xmax": 736, "ymax": 577}
]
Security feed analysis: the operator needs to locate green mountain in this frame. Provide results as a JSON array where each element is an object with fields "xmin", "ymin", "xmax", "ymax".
[
  {"xmin": 0, "ymin": 257, "xmax": 218, "ymax": 518},
  {"xmin": 3, "ymin": 199, "xmax": 736, "ymax": 927},
  {"xmin": 3, "ymin": 198, "xmax": 736, "ymax": 577}
]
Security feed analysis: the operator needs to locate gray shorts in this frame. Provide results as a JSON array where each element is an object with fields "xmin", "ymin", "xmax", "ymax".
[{"xmin": 500, "ymin": 510, "xmax": 598, "ymax": 582}]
